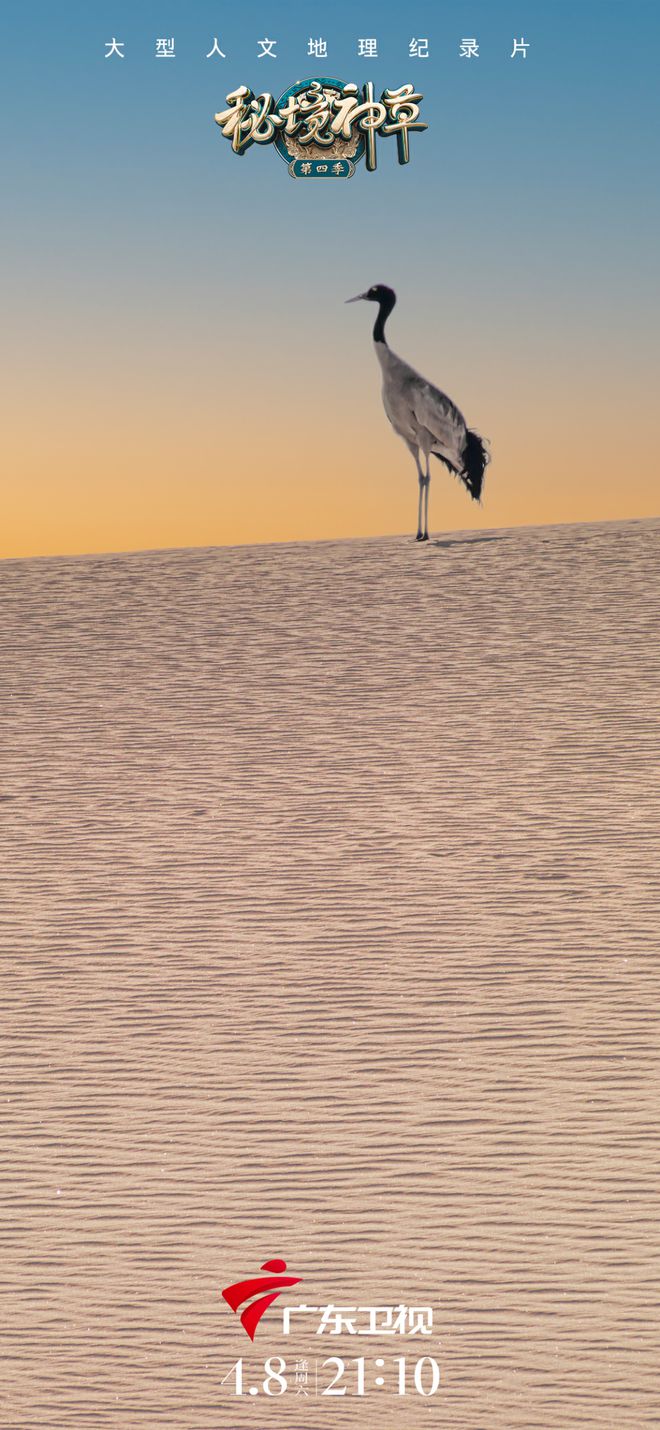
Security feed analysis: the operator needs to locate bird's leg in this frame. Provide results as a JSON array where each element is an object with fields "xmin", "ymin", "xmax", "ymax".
[
  {"xmin": 414, "ymin": 452, "xmax": 425, "ymax": 541},
  {"xmin": 422, "ymin": 453, "xmax": 431, "ymax": 540}
]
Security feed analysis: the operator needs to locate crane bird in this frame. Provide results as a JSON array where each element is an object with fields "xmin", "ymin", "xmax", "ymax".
[{"xmin": 347, "ymin": 284, "xmax": 490, "ymax": 541}]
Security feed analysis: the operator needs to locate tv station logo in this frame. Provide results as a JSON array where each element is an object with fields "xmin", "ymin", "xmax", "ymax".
[
  {"xmin": 221, "ymin": 1259, "xmax": 301, "ymax": 1341},
  {"xmin": 214, "ymin": 78, "xmax": 427, "ymax": 177},
  {"xmin": 220, "ymin": 1259, "xmax": 441, "ymax": 1398}
]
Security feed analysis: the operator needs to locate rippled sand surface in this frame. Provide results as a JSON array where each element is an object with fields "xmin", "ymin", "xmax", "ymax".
[{"xmin": 1, "ymin": 519, "xmax": 659, "ymax": 1428}]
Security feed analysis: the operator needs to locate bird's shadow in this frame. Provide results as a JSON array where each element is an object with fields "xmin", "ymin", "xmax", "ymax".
[{"xmin": 430, "ymin": 535, "xmax": 501, "ymax": 550}]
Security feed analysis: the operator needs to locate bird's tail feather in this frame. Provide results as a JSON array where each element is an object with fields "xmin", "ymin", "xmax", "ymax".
[
  {"xmin": 432, "ymin": 430, "xmax": 490, "ymax": 502},
  {"xmin": 460, "ymin": 429, "xmax": 490, "ymax": 502}
]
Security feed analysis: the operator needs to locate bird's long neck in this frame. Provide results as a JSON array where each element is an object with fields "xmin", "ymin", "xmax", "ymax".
[{"xmin": 373, "ymin": 293, "xmax": 395, "ymax": 346}]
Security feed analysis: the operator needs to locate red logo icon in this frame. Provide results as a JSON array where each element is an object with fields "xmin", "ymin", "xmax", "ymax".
[{"xmin": 221, "ymin": 1259, "xmax": 301, "ymax": 1341}]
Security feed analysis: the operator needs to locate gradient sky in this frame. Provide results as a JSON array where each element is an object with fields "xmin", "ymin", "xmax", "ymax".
[{"xmin": 1, "ymin": 1, "xmax": 659, "ymax": 556}]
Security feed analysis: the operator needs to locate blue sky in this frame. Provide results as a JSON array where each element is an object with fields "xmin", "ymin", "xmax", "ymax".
[{"xmin": 1, "ymin": 1, "xmax": 659, "ymax": 553}]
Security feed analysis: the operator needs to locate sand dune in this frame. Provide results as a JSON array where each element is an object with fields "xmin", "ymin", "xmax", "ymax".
[{"xmin": 1, "ymin": 518, "xmax": 658, "ymax": 1427}]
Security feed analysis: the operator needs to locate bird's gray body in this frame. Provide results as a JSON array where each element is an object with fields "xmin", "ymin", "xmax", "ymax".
[{"xmin": 375, "ymin": 342, "xmax": 466, "ymax": 475}]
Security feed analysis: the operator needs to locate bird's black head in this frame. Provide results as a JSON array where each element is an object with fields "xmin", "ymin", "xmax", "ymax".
[
  {"xmin": 365, "ymin": 283, "xmax": 396, "ymax": 306},
  {"xmin": 346, "ymin": 284, "xmax": 396, "ymax": 307}
]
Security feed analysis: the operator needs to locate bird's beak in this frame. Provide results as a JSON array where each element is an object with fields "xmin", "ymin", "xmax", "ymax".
[{"xmin": 345, "ymin": 292, "xmax": 368, "ymax": 303}]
